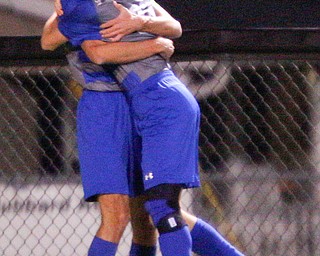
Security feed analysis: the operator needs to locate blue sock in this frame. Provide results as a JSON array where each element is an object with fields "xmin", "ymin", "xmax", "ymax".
[
  {"xmin": 88, "ymin": 236, "xmax": 118, "ymax": 256},
  {"xmin": 191, "ymin": 219, "xmax": 244, "ymax": 256},
  {"xmin": 129, "ymin": 242, "xmax": 156, "ymax": 256},
  {"xmin": 159, "ymin": 226, "xmax": 192, "ymax": 256},
  {"xmin": 145, "ymin": 199, "xmax": 192, "ymax": 256}
]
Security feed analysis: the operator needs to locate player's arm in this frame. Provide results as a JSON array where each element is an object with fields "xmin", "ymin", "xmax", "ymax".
[
  {"xmin": 41, "ymin": 12, "xmax": 68, "ymax": 51},
  {"xmin": 81, "ymin": 36, "xmax": 174, "ymax": 65},
  {"xmin": 41, "ymin": 11, "xmax": 174, "ymax": 64},
  {"xmin": 50, "ymin": 0, "xmax": 175, "ymax": 64},
  {"xmin": 100, "ymin": 0, "xmax": 182, "ymax": 41},
  {"xmin": 145, "ymin": 0, "xmax": 182, "ymax": 38}
]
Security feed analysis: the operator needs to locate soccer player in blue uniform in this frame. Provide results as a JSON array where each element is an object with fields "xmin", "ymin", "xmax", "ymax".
[
  {"xmin": 42, "ymin": 10, "xmax": 175, "ymax": 256},
  {"xmin": 43, "ymin": 0, "xmax": 245, "ymax": 255}
]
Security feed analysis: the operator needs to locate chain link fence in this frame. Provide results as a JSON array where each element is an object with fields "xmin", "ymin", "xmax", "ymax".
[{"xmin": 1, "ymin": 33, "xmax": 320, "ymax": 255}]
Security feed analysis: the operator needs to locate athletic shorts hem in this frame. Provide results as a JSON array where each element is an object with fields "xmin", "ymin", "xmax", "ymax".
[{"xmin": 84, "ymin": 191, "xmax": 129, "ymax": 202}]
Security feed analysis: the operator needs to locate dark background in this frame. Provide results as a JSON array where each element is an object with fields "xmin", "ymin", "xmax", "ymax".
[{"xmin": 157, "ymin": 1, "xmax": 320, "ymax": 30}]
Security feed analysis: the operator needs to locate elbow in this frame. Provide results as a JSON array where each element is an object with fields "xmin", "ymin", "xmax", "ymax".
[
  {"xmin": 82, "ymin": 43, "xmax": 106, "ymax": 65},
  {"xmin": 86, "ymin": 51, "xmax": 105, "ymax": 65},
  {"xmin": 175, "ymin": 26, "xmax": 183, "ymax": 38},
  {"xmin": 86, "ymin": 48, "xmax": 117, "ymax": 65},
  {"xmin": 175, "ymin": 22, "xmax": 183, "ymax": 38},
  {"xmin": 86, "ymin": 51, "xmax": 104, "ymax": 65},
  {"xmin": 41, "ymin": 39, "xmax": 56, "ymax": 51},
  {"xmin": 91, "ymin": 57, "xmax": 104, "ymax": 65},
  {"xmin": 170, "ymin": 22, "xmax": 183, "ymax": 39},
  {"xmin": 41, "ymin": 45, "xmax": 55, "ymax": 51}
]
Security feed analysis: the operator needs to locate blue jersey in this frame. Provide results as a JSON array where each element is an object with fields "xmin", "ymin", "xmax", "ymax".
[
  {"xmin": 59, "ymin": 0, "xmax": 102, "ymax": 46},
  {"xmin": 59, "ymin": 0, "xmax": 120, "ymax": 91},
  {"xmin": 59, "ymin": 0, "xmax": 170, "ymax": 86},
  {"xmin": 59, "ymin": 0, "xmax": 155, "ymax": 46}
]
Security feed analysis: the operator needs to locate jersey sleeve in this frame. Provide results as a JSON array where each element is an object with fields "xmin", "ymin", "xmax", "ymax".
[{"xmin": 58, "ymin": 0, "xmax": 102, "ymax": 46}]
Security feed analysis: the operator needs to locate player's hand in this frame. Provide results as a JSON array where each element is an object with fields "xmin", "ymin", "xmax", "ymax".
[
  {"xmin": 54, "ymin": 0, "xmax": 64, "ymax": 16},
  {"xmin": 100, "ymin": 1, "xmax": 144, "ymax": 42},
  {"xmin": 155, "ymin": 37, "xmax": 174, "ymax": 61}
]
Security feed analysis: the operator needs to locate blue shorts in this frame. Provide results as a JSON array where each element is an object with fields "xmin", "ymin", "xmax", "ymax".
[
  {"xmin": 77, "ymin": 90, "xmax": 144, "ymax": 201},
  {"xmin": 122, "ymin": 70, "xmax": 201, "ymax": 190}
]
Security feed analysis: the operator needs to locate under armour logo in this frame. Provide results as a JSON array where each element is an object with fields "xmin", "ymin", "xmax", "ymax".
[{"xmin": 145, "ymin": 172, "xmax": 154, "ymax": 180}]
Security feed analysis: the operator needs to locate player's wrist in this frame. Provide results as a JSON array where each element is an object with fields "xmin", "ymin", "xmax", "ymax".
[
  {"xmin": 153, "ymin": 37, "xmax": 166, "ymax": 53},
  {"xmin": 140, "ymin": 15, "xmax": 152, "ymax": 32}
]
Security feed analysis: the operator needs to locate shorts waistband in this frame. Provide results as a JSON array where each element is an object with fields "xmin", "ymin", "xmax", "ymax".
[{"xmin": 122, "ymin": 69, "xmax": 173, "ymax": 97}]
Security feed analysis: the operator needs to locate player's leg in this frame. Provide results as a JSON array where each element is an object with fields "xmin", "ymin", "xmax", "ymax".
[
  {"xmin": 88, "ymin": 194, "xmax": 130, "ymax": 256},
  {"xmin": 129, "ymin": 195, "xmax": 157, "ymax": 256},
  {"xmin": 96, "ymin": 194, "xmax": 130, "ymax": 242},
  {"xmin": 182, "ymin": 210, "xmax": 245, "ymax": 256},
  {"xmin": 139, "ymin": 71, "xmax": 243, "ymax": 255},
  {"xmin": 127, "ymin": 118, "xmax": 158, "ymax": 256},
  {"xmin": 124, "ymin": 70, "xmax": 244, "ymax": 255},
  {"xmin": 77, "ymin": 90, "xmax": 132, "ymax": 255},
  {"xmin": 129, "ymin": 197, "xmax": 245, "ymax": 256},
  {"xmin": 144, "ymin": 184, "xmax": 192, "ymax": 256},
  {"xmin": 123, "ymin": 70, "xmax": 201, "ymax": 255}
]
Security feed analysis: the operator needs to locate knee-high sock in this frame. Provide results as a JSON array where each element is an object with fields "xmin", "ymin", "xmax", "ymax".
[
  {"xmin": 191, "ymin": 218, "xmax": 244, "ymax": 256},
  {"xmin": 159, "ymin": 226, "xmax": 192, "ymax": 256},
  {"xmin": 88, "ymin": 236, "xmax": 118, "ymax": 256},
  {"xmin": 145, "ymin": 199, "xmax": 192, "ymax": 256},
  {"xmin": 129, "ymin": 243, "xmax": 157, "ymax": 256}
]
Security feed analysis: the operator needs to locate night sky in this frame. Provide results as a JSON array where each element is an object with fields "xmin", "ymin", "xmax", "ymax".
[{"xmin": 158, "ymin": 0, "xmax": 320, "ymax": 30}]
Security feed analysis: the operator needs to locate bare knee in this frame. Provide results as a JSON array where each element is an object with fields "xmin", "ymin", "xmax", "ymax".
[{"xmin": 96, "ymin": 194, "xmax": 130, "ymax": 243}]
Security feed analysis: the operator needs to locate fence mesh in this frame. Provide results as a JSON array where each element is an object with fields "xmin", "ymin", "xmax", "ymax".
[{"xmin": 1, "ymin": 41, "xmax": 320, "ymax": 256}]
